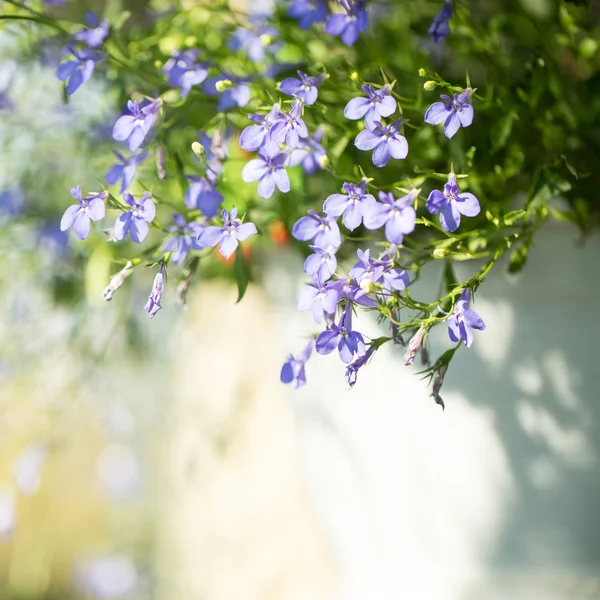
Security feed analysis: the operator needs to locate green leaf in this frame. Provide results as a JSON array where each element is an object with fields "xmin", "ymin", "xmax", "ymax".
[
  {"xmin": 234, "ymin": 249, "xmax": 249, "ymax": 304},
  {"xmin": 508, "ymin": 243, "xmax": 529, "ymax": 274}
]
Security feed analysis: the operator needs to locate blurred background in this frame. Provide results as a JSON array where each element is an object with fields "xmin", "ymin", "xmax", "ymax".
[{"xmin": 2, "ymin": 0, "xmax": 600, "ymax": 599}]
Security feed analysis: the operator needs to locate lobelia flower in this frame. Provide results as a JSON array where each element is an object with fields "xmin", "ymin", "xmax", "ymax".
[
  {"xmin": 345, "ymin": 344, "xmax": 376, "ymax": 388},
  {"xmin": 105, "ymin": 151, "xmax": 149, "ymax": 193},
  {"xmin": 363, "ymin": 189, "xmax": 417, "ymax": 244},
  {"xmin": 163, "ymin": 214, "xmax": 206, "ymax": 265},
  {"xmin": 56, "ymin": 44, "xmax": 104, "ymax": 95},
  {"xmin": 162, "ymin": 49, "xmax": 208, "ymax": 98},
  {"xmin": 304, "ymin": 245, "xmax": 338, "ymax": 281},
  {"xmin": 445, "ymin": 289, "xmax": 485, "ymax": 347},
  {"xmin": 114, "ymin": 192, "xmax": 156, "ymax": 243},
  {"xmin": 286, "ymin": 125, "xmax": 327, "ymax": 175},
  {"xmin": 281, "ymin": 339, "xmax": 314, "ymax": 388},
  {"xmin": 424, "ymin": 88, "xmax": 473, "ymax": 139},
  {"xmin": 228, "ymin": 16, "xmax": 279, "ymax": 63},
  {"xmin": 269, "ymin": 100, "xmax": 308, "ymax": 148},
  {"xmin": 333, "ymin": 276, "xmax": 379, "ymax": 308},
  {"xmin": 298, "ymin": 275, "xmax": 341, "ymax": 323},
  {"xmin": 74, "ymin": 12, "xmax": 109, "ymax": 48},
  {"xmin": 348, "ymin": 248, "xmax": 384, "ymax": 288},
  {"xmin": 144, "ymin": 264, "xmax": 165, "ymax": 318},
  {"xmin": 429, "ymin": 0, "xmax": 453, "ymax": 44},
  {"xmin": 279, "ymin": 71, "xmax": 327, "ymax": 105},
  {"xmin": 239, "ymin": 104, "xmax": 281, "ymax": 152},
  {"xmin": 203, "ymin": 75, "xmax": 251, "ymax": 111},
  {"xmin": 197, "ymin": 207, "xmax": 257, "ymax": 259},
  {"xmin": 292, "ymin": 210, "xmax": 342, "ymax": 249},
  {"xmin": 344, "ymin": 84, "xmax": 396, "ymax": 131},
  {"xmin": 242, "ymin": 147, "xmax": 290, "ymax": 199},
  {"xmin": 325, "ymin": 0, "xmax": 368, "ymax": 46},
  {"xmin": 323, "ymin": 179, "xmax": 376, "ymax": 231},
  {"xmin": 112, "ymin": 98, "xmax": 162, "ymax": 151},
  {"xmin": 60, "ymin": 186, "xmax": 107, "ymax": 240},
  {"xmin": 288, "ymin": 0, "xmax": 328, "ymax": 29},
  {"xmin": 426, "ymin": 172, "xmax": 480, "ymax": 232},
  {"xmin": 354, "ymin": 119, "xmax": 408, "ymax": 167},
  {"xmin": 184, "ymin": 176, "xmax": 224, "ymax": 218},
  {"xmin": 316, "ymin": 302, "xmax": 366, "ymax": 364}
]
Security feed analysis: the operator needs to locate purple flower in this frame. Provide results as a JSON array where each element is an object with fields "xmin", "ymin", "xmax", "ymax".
[
  {"xmin": 348, "ymin": 248, "xmax": 384, "ymax": 288},
  {"xmin": 270, "ymin": 100, "xmax": 308, "ymax": 148},
  {"xmin": 354, "ymin": 119, "xmax": 408, "ymax": 167},
  {"xmin": 105, "ymin": 151, "xmax": 149, "ymax": 193},
  {"xmin": 228, "ymin": 17, "xmax": 278, "ymax": 63},
  {"xmin": 279, "ymin": 71, "xmax": 326, "ymax": 105},
  {"xmin": 325, "ymin": 0, "xmax": 368, "ymax": 46},
  {"xmin": 429, "ymin": 1, "xmax": 453, "ymax": 44},
  {"xmin": 112, "ymin": 98, "xmax": 161, "ymax": 151},
  {"xmin": 446, "ymin": 289, "xmax": 485, "ymax": 347},
  {"xmin": 323, "ymin": 179, "xmax": 376, "ymax": 231},
  {"xmin": 281, "ymin": 339, "xmax": 314, "ymax": 388},
  {"xmin": 197, "ymin": 207, "xmax": 257, "ymax": 259},
  {"xmin": 203, "ymin": 75, "xmax": 251, "ymax": 111},
  {"xmin": 144, "ymin": 264, "xmax": 165, "ymax": 318},
  {"xmin": 56, "ymin": 45, "xmax": 103, "ymax": 95},
  {"xmin": 345, "ymin": 344, "xmax": 375, "ymax": 388},
  {"xmin": 304, "ymin": 245, "xmax": 338, "ymax": 281},
  {"xmin": 60, "ymin": 186, "xmax": 107, "ymax": 240},
  {"xmin": 426, "ymin": 173, "xmax": 480, "ymax": 232},
  {"xmin": 242, "ymin": 148, "xmax": 290, "ymax": 199},
  {"xmin": 344, "ymin": 84, "xmax": 396, "ymax": 131},
  {"xmin": 74, "ymin": 12, "xmax": 109, "ymax": 48},
  {"xmin": 239, "ymin": 104, "xmax": 281, "ymax": 152},
  {"xmin": 292, "ymin": 210, "xmax": 342, "ymax": 249},
  {"xmin": 288, "ymin": 0, "xmax": 328, "ymax": 29},
  {"xmin": 363, "ymin": 189, "xmax": 417, "ymax": 244},
  {"xmin": 114, "ymin": 192, "xmax": 156, "ymax": 243},
  {"xmin": 424, "ymin": 88, "xmax": 473, "ymax": 139},
  {"xmin": 298, "ymin": 275, "xmax": 340, "ymax": 323},
  {"xmin": 162, "ymin": 49, "xmax": 208, "ymax": 98},
  {"xmin": 316, "ymin": 302, "xmax": 366, "ymax": 364},
  {"xmin": 163, "ymin": 214, "xmax": 206, "ymax": 265},
  {"xmin": 285, "ymin": 125, "xmax": 327, "ymax": 174},
  {"xmin": 184, "ymin": 176, "xmax": 224, "ymax": 218}
]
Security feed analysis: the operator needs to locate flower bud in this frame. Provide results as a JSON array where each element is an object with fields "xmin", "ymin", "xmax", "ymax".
[
  {"xmin": 215, "ymin": 79, "xmax": 232, "ymax": 92},
  {"xmin": 418, "ymin": 68, "xmax": 427, "ymax": 77},
  {"xmin": 403, "ymin": 324, "xmax": 427, "ymax": 366},
  {"xmin": 259, "ymin": 34, "xmax": 274, "ymax": 46},
  {"xmin": 359, "ymin": 278, "xmax": 380, "ymax": 294},
  {"xmin": 102, "ymin": 262, "xmax": 134, "ymax": 301},
  {"xmin": 433, "ymin": 248, "xmax": 449, "ymax": 259},
  {"xmin": 191, "ymin": 141, "xmax": 204, "ymax": 158},
  {"xmin": 318, "ymin": 154, "xmax": 329, "ymax": 169},
  {"xmin": 350, "ymin": 71, "xmax": 359, "ymax": 81},
  {"xmin": 423, "ymin": 80, "xmax": 438, "ymax": 91}
]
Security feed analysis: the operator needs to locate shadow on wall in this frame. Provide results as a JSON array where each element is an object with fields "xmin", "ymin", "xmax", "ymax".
[{"xmin": 269, "ymin": 221, "xmax": 600, "ymax": 600}]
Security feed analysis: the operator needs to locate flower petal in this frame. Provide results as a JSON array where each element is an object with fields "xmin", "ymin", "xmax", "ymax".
[
  {"xmin": 444, "ymin": 111, "xmax": 461, "ymax": 139},
  {"xmin": 354, "ymin": 128, "xmax": 381, "ymax": 151},
  {"xmin": 315, "ymin": 330, "xmax": 340, "ymax": 355},
  {"xmin": 456, "ymin": 192, "xmax": 480, "ymax": 217},
  {"xmin": 60, "ymin": 205, "xmax": 80, "ymax": 231},
  {"xmin": 344, "ymin": 97, "xmax": 371, "ymax": 120},
  {"xmin": 424, "ymin": 102, "xmax": 450, "ymax": 125}
]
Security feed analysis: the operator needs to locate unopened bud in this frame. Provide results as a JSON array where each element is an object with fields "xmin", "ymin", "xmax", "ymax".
[
  {"xmin": 418, "ymin": 68, "xmax": 427, "ymax": 77},
  {"xmin": 259, "ymin": 34, "xmax": 274, "ymax": 46},
  {"xmin": 318, "ymin": 154, "xmax": 329, "ymax": 168},
  {"xmin": 102, "ymin": 262, "xmax": 134, "ymax": 301},
  {"xmin": 191, "ymin": 141, "xmax": 204, "ymax": 158},
  {"xmin": 403, "ymin": 324, "xmax": 427, "ymax": 366},
  {"xmin": 156, "ymin": 143, "xmax": 166, "ymax": 180},
  {"xmin": 433, "ymin": 248, "xmax": 449, "ymax": 259},
  {"xmin": 350, "ymin": 71, "xmax": 359, "ymax": 81},
  {"xmin": 423, "ymin": 80, "xmax": 438, "ymax": 91},
  {"xmin": 360, "ymin": 278, "xmax": 380, "ymax": 294},
  {"xmin": 215, "ymin": 79, "xmax": 232, "ymax": 92}
]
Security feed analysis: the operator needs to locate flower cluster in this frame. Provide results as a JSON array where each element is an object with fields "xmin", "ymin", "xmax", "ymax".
[
  {"xmin": 56, "ymin": 12, "xmax": 108, "ymax": 95},
  {"xmin": 50, "ymin": 0, "xmax": 485, "ymax": 400}
]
